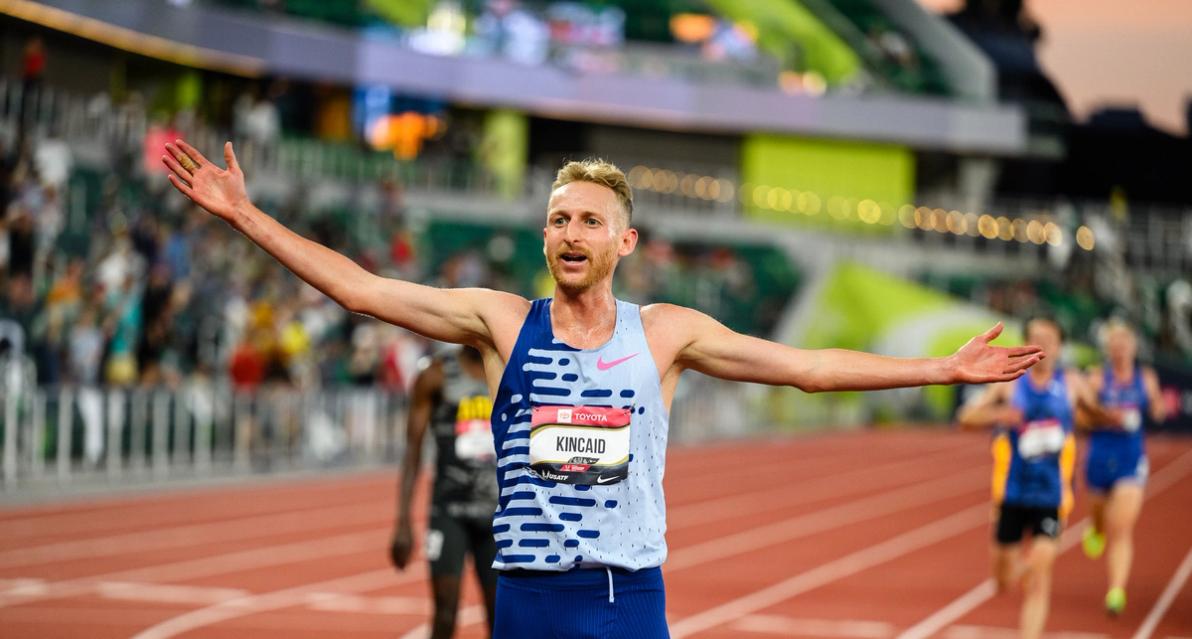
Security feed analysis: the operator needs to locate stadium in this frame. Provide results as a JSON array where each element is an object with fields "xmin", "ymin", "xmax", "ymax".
[{"xmin": 0, "ymin": 0, "xmax": 1189, "ymax": 637}]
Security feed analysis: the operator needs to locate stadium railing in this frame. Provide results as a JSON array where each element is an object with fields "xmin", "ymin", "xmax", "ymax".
[
  {"xmin": 0, "ymin": 364, "xmax": 759, "ymax": 492},
  {"xmin": 0, "ymin": 371, "xmax": 406, "ymax": 491}
]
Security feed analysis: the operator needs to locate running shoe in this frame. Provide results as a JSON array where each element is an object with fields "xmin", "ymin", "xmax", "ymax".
[
  {"xmin": 1082, "ymin": 526, "xmax": 1105, "ymax": 559},
  {"xmin": 1105, "ymin": 587, "xmax": 1126, "ymax": 616}
]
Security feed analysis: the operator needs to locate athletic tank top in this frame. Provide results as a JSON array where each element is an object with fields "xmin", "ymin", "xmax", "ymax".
[
  {"xmin": 430, "ymin": 351, "xmax": 499, "ymax": 517},
  {"xmin": 992, "ymin": 370, "xmax": 1076, "ymax": 508},
  {"xmin": 489, "ymin": 298, "xmax": 668, "ymax": 571},
  {"xmin": 1089, "ymin": 365, "xmax": 1147, "ymax": 458}
]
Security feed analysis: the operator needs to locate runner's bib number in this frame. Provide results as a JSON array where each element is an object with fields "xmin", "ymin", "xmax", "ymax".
[
  {"xmin": 1018, "ymin": 418, "xmax": 1065, "ymax": 459},
  {"xmin": 1118, "ymin": 404, "xmax": 1142, "ymax": 433},
  {"xmin": 529, "ymin": 406, "xmax": 631, "ymax": 485},
  {"xmin": 455, "ymin": 396, "xmax": 495, "ymax": 461}
]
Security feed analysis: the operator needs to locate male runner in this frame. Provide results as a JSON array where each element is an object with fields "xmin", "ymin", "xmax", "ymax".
[
  {"xmin": 959, "ymin": 316, "xmax": 1119, "ymax": 639},
  {"xmin": 1081, "ymin": 320, "xmax": 1166, "ymax": 616},
  {"xmin": 163, "ymin": 140, "xmax": 1043, "ymax": 638},
  {"xmin": 391, "ymin": 345, "xmax": 498, "ymax": 638}
]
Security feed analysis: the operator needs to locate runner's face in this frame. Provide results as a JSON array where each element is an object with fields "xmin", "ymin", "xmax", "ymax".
[
  {"xmin": 544, "ymin": 182, "xmax": 636, "ymax": 293},
  {"xmin": 1106, "ymin": 327, "xmax": 1136, "ymax": 366},
  {"xmin": 1026, "ymin": 321, "xmax": 1062, "ymax": 363}
]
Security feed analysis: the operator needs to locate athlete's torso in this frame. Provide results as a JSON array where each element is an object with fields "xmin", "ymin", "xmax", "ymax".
[
  {"xmin": 1089, "ymin": 365, "xmax": 1147, "ymax": 457},
  {"xmin": 430, "ymin": 352, "xmax": 499, "ymax": 517},
  {"xmin": 993, "ymin": 369, "xmax": 1076, "ymax": 508},
  {"xmin": 489, "ymin": 298, "xmax": 668, "ymax": 571}
]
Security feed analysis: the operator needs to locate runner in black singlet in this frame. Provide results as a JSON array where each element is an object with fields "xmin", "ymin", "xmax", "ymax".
[{"xmin": 391, "ymin": 346, "xmax": 498, "ymax": 638}]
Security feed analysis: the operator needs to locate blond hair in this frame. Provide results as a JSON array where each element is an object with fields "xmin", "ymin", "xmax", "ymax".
[
  {"xmin": 552, "ymin": 158, "xmax": 634, "ymax": 225},
  {"xmin": 1101, "ymin": 318, "xmax": 1136, "ymax": 344}
]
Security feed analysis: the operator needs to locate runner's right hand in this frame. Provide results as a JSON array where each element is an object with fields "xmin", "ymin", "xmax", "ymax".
[
  {"xmin": 390, "ymin": 526, "xmax": 414, "ymax": 570},
  {"xmin": 162, "ymin": 140, "xmax": 249, "ymax": 222},
  {"xmin": 997, "ymin": 406, "xmax": 1025, "ymax": 427}
]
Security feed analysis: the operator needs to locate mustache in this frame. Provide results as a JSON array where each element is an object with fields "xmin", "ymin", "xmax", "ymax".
[{"xmin": 552, "ymin": 245, "xmax": 592, "ymax": 259}]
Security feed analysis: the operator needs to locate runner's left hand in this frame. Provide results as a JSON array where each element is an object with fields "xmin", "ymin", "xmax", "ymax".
[
  {"xmin": 948, "ymin": 322, "xmax": 1044, "ymax": 384},
  {"xmin": 390, "ymin": 526, "xmax": 414, "ymax": 571}
]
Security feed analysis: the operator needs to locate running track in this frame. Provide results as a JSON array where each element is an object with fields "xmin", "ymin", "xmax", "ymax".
[{"xmin": 1, "ymin": 429, "xmax": 1190, "ymax": 638}]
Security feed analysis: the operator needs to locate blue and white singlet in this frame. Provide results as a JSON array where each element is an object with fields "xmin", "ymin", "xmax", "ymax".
[
  {"xmin": 489, "ymin": 298, "xmax": 668, "ymax": 571},
  {"xmin": 992, "ymin": 370, "xmax": 1076, "ymax": 512},
  {"xmin": 1086, "ymin": 365, "xmax": 1149, "ymax": 491}
]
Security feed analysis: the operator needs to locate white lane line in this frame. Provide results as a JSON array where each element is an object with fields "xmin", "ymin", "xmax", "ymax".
[
  {"xmin": 668, "ymin": 442, "xmax": 979, "ymax": 529},
  {"xmin": 0, "ymin": 475, "xmax": 395, "ymax": 539},
  {"xmin": 0, "ymin": 527, "xmax": 391, "ymax": 608},
  {"xmin": 9, "ymin": 577, "xmax": 435, "ymax": 615},
  {"xmin": 1131, "ymin": 545, "xmax": 1192, "ymax": 639},
  {"xmin": 669, "ymin": 503, "xmax": 990, "ymax": 637},
  {"xmin": 130, "ymin": 568, "xmax": 409, "ymax": 639},
  {"xmin": 666, "ymin": 467, "xmax": 985, "ymax": 572},
  {"xmin": 895, "ymin": 581, "xmax": 998, "ymax": 639},
  {"xmin": 0, "ymin": 578, "xmax": 49, "ymax": 597},
  {"xmin": 896, "ymin": 448, "xmax": 1192, "ymax": 639},
  {"xmin": 670, "ymin": 436, "xmax": 965, "ymax": 486},
  {"xmin": 946, "ymin": 625, "xmax": 1109, "ymax": 639},
  {"xmin": 732, "ymin": 614, "xmax": 895, "ymax": 637},
  {"xmin": 304, "ymin": 592, "xmax": 429, "ymax": 615},
  {"xmin": 396, "ymin": 604, "xmax": 487, "ymax": 639},
  {"xmin": 96, "ymin": 582, "xmax": 249, "ymax": 606},
  {"xmin": 0, "ymin": 501, "xmax": 387, "ymax": 569}
]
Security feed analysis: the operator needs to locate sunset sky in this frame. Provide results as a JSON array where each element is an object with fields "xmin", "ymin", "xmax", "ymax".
[{"xmin": 917, "ymin": 0, "xmax": 1192, "ymax": 135}]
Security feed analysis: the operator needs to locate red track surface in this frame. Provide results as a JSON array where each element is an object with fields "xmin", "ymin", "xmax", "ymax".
[{"xmin": 1, "ymin": 429, "xmax": 1190, "ymax": 638}]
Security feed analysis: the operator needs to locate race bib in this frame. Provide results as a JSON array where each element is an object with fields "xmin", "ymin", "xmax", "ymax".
[
  {"xmin": 1118, "ymin": 405, "xmax": 1142, "ymax": 433},
  {"xmin": 454, "ymin": 395, "xmax": 495, "ymax": 461},
  {"xmin": 1018, "ymin": 418, "xmax": 1065, "ymax": 460},
  {"xmin": 529, "ymin": 405, "xmax": 631, "ymax": 485}
]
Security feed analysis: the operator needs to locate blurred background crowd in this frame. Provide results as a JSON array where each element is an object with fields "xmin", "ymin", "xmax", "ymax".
[{"xmin": 0, "ymin": 0, "xmax": 1189, "ymax": 485}]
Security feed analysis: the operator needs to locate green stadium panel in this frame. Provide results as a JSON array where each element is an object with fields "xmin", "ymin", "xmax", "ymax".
[{"xmin": 740, "ymin": 133, "xmax": 914, "ymax": 235}]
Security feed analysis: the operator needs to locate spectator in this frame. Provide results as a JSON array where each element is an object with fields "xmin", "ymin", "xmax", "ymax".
[
  {"xmin": 229, "ymin": 330, "xmax": 267, "ymax": 391},
  {"xmin": 34, "ymin": 127, "xmax": 73, "ymax": 191},
  {"xmin": 6, "ymin": 207, "xmax": 35, "ymax": 278},
  {"xmin": 67, "ymin": 304, "xmax": 104, "ymax": 385},
  {"xmin": 103, "ymin": 274, "xmax": 142, "ymax": 385},
  {"xmin": 19, "ymin": 36, "xmax": 46, "ymax": 134}
]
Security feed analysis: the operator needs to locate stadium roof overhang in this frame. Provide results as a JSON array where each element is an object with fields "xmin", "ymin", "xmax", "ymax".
[{"xmin": 7, "ymin": 0, "xmax": 1027, "ymax": 156}]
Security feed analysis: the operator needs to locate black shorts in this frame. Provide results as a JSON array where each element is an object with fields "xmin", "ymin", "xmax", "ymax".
[
  {"xmin": 427, "ymin": 511, "xmax": 498, "ymax": 586},
  {"xmin": 995, "ymin": 503, "xmax": 1061, "ymax": 545}
]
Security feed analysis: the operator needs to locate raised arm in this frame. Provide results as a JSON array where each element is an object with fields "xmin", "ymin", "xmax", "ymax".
[
  {"xmin": 162, "ymin": 140, "xmax": 527, "ymax": 348},
  {"xmin": 666, "ymin": 305, "xmax": 1042, "ymax": 392},
  {"xmin": 389, "ymin": 358, "xmax": 442, "ymax": 571}
]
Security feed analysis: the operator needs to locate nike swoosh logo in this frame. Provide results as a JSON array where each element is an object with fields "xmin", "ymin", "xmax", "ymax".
[
  {"xmin": 596, "ymin": 353, "xmax": 639, "ymax": 371},
  {"xmin": 596, "ymin": 475, "xmax": 619, "ymax": 484}
]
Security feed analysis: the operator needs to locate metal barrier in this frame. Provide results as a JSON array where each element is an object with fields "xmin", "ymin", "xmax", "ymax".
[
  {"xmin": 0, "ymin": 375, "xmax": 409, "ymax": 491},
  {"xmin": 1, "ymin": 367, "xmax": 772, "ymax": 493}
]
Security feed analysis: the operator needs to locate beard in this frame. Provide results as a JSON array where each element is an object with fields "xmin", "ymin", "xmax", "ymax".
[{"xmin": 546, "ymin": 245, "xmax": 616, "ymax": 293}]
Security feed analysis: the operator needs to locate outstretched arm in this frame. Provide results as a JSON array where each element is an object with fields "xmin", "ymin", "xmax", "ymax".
[
  {"xmin": 162, "ymin": 140, "xmax": 527, "ymax": 347},
  {"xmin": 390, "ymin": 359, "xmax": 442, "ymax": 571},
  {"xmin": 667, "ymin": 306, "xmax": 1043, "ymax": 392}
]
